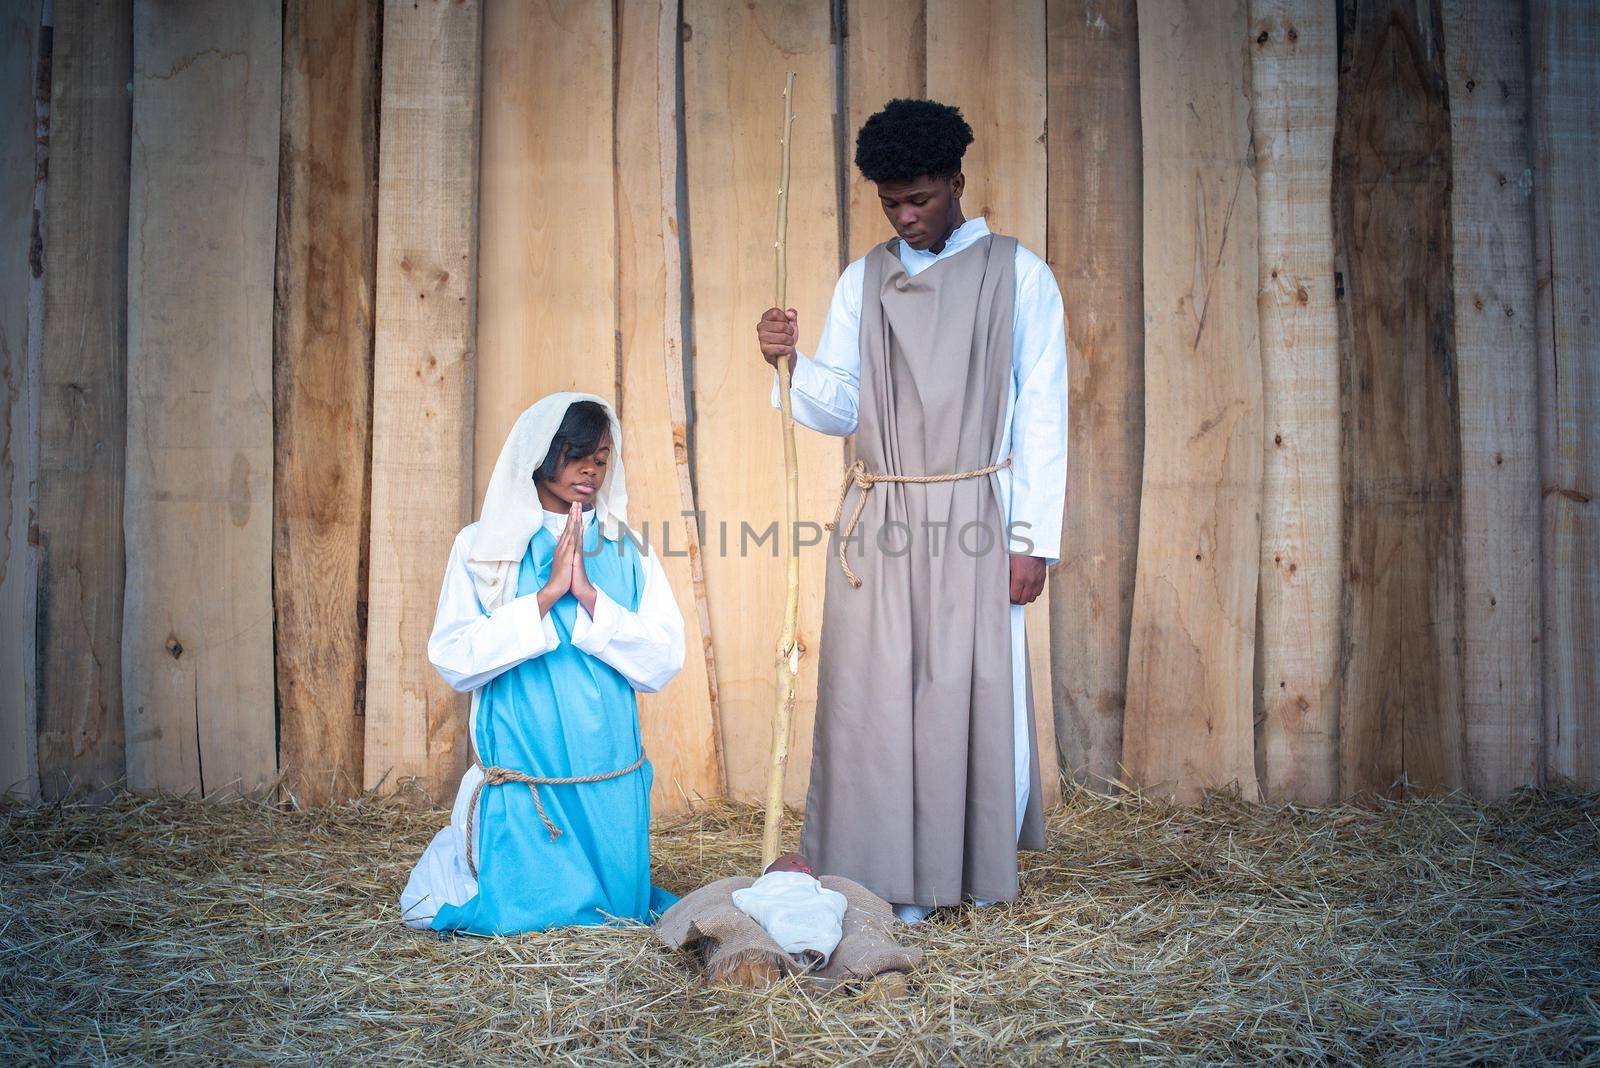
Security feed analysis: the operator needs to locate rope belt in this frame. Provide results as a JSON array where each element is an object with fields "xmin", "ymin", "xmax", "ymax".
[
  {"xmin": 464, "ymin": 754, "xmax": 647, "ymax": 878},
  {"xmin": 825, "ymin": 455, "xmax": 1013, "ymax": 588}
]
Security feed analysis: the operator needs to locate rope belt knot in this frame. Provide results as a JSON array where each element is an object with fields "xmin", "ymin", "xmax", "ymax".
[
  {"xmin": 825, "ymin": 455, "xmax": 1013, "ymax": 588},
  {"xmin": 464, "ymin": 753, "xmax": 647, "ymax": 878}
]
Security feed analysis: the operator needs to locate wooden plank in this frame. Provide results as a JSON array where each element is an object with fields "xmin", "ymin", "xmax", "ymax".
[
  {"xmin": 364, "ymin": 0, "xmax": 481, "ymax": 800},
  {"xmin": 1443, "ymin": 0, "xmax": 1541, "ymax": 800},
  {"xmin": 928, "ymin": 0, "xmax": 1060, "ymax": 809},
  {"xmin": 37, "ymin": 0, "xmax": 132, "ymax": 802},
  {"xmin": 274, "ymin": 0, "xmax": 379, "ymax": 807},
  {"xmin": 1045, "ymin": 0, "xmax": 1142, "ymax": 795},
  {"xmin": 1532, "ymin": 0, "xmax": 1599, "ymax": 790},
  {"xmin": 0, "ymin": 0, "xmax": 43, "ymax": 801},
  {"xmin": 1124, "ymin": 0, "xmax": 1262, "ymax": 803},
  {"xmin": 843, "ymin": 0, "xmax": 924, "ymax": 261},
  {"xmin": 1248, "ymin": 0, "xmax": 1341, "ymax": 804},
  {"xmin": 616, "ymin": 0, "xmax": 724, "ymax": 811},
  {"xmin": 1333, "ymin": 0, "xmax": 1464, "ymax": 799},
  {"xmin": 123, "ymin": 0, "xmax": 280, "ymax": 798},
  {"xmin": 926, "ymin": 0, "xmax": 1045, "ymax": 244},
  {"xmin": 683, "ymin": 0, "xmax": 839, "ymax": 802},
  {"xmin": 473, "ymin": 0, "xmax": 615, "ymax": 506}
]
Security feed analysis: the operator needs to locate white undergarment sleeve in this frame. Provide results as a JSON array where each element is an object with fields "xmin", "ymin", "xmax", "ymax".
[
  {"xmin": 1011, "ymin": 603, "xmax": 1032, "ymax": 837},
  {"xmin": 568, "ymin": 544, "xmax": 686, "ymax": 693},
  {"xmin": 730, "ymin": 871, "xmax": 850, "ymax": 964},
  {"xmin": 428, "ymin": 524, "xmax": 561, "ymax": 693}
]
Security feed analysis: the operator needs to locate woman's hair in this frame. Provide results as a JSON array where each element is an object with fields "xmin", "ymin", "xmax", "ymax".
[
  {"xmin": 534, "ymin": 401, "xmax": 610, "ymax": 482},
  {"xmin": 854, "ymin": 98, "xmax": 974, "ymax": 183}
]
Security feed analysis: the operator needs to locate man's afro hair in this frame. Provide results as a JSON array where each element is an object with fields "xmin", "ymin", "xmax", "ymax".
[{"xmin": 854, "ymin": 98, "xmax": 974, "ymax": 184}]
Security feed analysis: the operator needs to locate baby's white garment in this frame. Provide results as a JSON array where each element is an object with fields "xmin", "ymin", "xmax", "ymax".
[{"xmin": 730, "ymin": 871, "xmax": 849, "ymax": 964}]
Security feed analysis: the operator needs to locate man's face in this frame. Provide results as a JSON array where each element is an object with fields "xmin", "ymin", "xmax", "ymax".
[{"xmin": 875, "ymin": 173, "xmax": 964, "ymax": 251}]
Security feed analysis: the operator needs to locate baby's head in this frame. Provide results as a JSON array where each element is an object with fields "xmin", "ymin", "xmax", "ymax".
[{"xmin": 765, "ymin": 852, "xmax": 814, "ymax": 876}]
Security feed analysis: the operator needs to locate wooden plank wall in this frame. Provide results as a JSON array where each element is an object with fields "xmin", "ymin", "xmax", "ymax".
[
  {"xmin": 1334, "ymin": 0, "xmax": 1465, "ymax": 799},
  {"xmin": 441, "ymin": 0, "xmax": 727, "ymax": 817},
  {"xmin": 1123, "ymin": 0, "xmax": 1263, "ymax": 802},
  {"xmin": 844, "ymin": 0, "xmax": 924, "ymax": 267},
  {"xmin": 35, "ymin": 0, "xmax": 132, "ymax": 803},
  {"xmin": 473, "ymin": 0, "xmax": 616, "ymax": 504},
  {"xmin": 1532, "ymin": 0, "xmax": 1598, "ymax": 790},
  {"xmin": 1445, "ymin": 0, "xmax": 1542, "ymax": 799},
  {"xmin": 615, "ymin": 0, "xmax": 725, "ymax": 811},
  {"xmin": 12, "ymin": 0, "xmax": 1599, "ymax": 811},
  {"xmin": 363, "ymin": 0, "xmax": 481, "ymax": 801},
  {"xmin": 1250, "ymin": 0, "xmax": 1341, "ymax": 804},
  {"xmin": 684, "ymin": 0, "xmax": 840, "ymax": 803},
  {"xmin": 1045, "ymin": 0, "xmax": 1142, "ymax": 793},
  {"xmin": 274, "ymin": 0, "xmax": 380, "ymax": 806},
  {"xmin": 0, "ymin": 0, "xmax": 43, "ymax": 801},
  {"xmin": 123, "ymin": 0, "xmax": 280, "ymax": 797}
]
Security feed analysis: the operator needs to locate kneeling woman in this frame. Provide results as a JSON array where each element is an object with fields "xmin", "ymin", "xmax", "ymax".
[{"xmin": 402, "ymin": 393, "xmax": 683, "ymax": 933}]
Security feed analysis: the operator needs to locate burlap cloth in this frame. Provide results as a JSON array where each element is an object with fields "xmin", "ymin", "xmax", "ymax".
[{"xmin": 654, "ymin": 876, "xmax": 922, "ymax": 981}]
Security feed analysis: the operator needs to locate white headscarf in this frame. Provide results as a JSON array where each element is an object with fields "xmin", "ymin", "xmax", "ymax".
[{"xmin": 468, "ymin": 392, "xmax": 629, "ymax": 610}]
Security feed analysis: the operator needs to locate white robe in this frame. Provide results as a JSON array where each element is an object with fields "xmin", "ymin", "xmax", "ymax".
[
  {"xmin": 731, "ymin": 870, "xmax": 850, "ymax": 964},
  {"xmin": 401, "ymin": 509, "xmax": 687, "ymax": 928},
  {"xmin": 770, "ymin": 217, "xmax": 1070, "ymax": 840}
]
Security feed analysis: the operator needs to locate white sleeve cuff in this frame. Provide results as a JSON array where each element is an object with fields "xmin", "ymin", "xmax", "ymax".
[
  {"xmin": 499, "ymin": 594, "xmax": 558, "ymax": 658},
  {"xmin": 570, "ymin": 588, "xmax": 623, "ymax": 654}
]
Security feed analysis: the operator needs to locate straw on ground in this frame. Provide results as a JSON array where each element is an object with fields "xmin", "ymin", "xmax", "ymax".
[{"xmin": 1, "ymin": 784, "xmax": 1595, "ymax": 1063}]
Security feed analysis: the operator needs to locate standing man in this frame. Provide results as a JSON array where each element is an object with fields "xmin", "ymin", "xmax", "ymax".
[{"xmin": 756, "ymin": 99, "xmax": 1067, "ymax": 923}]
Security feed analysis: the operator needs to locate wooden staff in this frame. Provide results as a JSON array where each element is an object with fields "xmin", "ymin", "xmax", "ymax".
[{"xmin": 762, "ymin": 72, "xmax": 799, "ymax": 868}]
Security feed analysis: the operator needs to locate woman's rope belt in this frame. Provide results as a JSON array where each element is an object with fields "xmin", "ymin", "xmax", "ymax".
[
  {"xmin": 825, "ymin": 455, "xmax": 1012, "ymax": 588},
  {"xmin": 464, "ymin": 754, "xmax": 646, "ymax": 878}
]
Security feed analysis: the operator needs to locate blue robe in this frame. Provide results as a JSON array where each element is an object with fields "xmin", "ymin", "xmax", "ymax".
[{"xmin": 431, "ymin": 522, "xmax": 677, "ymax": 933}]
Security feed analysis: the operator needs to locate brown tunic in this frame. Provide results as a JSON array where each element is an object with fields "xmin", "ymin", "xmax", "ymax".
[{"xmin": 801, "ymin": 234, "xmax": 1045, "ymax": 907}]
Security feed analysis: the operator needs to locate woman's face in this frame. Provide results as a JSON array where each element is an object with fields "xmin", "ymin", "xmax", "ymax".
[{"xmin": 535, "ymin": 430, "xmax": 611, "ymax": 512}]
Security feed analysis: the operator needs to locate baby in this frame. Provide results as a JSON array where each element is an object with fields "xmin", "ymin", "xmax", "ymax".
[{"xmin": 729, "ymin": 853, "xmax": 849, "ymax": 967}]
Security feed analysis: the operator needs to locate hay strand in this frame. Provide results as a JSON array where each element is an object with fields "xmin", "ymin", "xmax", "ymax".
[{"xmin": 1, "ymin": 784, "xmax": 1595, "ymax": 1062}]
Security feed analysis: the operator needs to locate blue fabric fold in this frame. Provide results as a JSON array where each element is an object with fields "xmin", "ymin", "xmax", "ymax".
[{"xmin": 433, "ymin": 519, "xmax": 678, "ymax": 934}]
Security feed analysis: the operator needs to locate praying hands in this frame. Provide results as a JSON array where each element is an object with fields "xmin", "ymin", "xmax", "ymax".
[{"xmin": 538, "ymin": 502, "xmax": 599, "ymax": 617}]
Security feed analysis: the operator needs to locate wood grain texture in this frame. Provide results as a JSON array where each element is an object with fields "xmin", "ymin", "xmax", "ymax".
[
  {"xmin": 123, "ymin": 0, "xmax": 280, "ymax": 798},
  {"xmin": 473, "ymin": 0, "xmax": 615, "ymax": 506},
  {"xmin": 616, "ymin": 0, "xmax": 725, "ymax": 811},
  {"xmin": 1531, "ymin": 0, "xmax": 1598, "ymax": 789},
  {"xmin": 1124, "ymin": 0, "xmax": 1262, "ymax": 803},
  {"xmin": 843, "ymin": 0, "xmax": 924, "ymax": 261},
  {"xmin": 1249, "ymin": 0, "xmax": 1341, "ymax": 803},
  {"xmin": 274, "ymin": 0, "xmax": 379, "ymax": 807},
  {"xmin": 36, "ymin": 0, "xmax": 132, "ymax": 802},
  {"xmin": 1045, "ymin": 0, "xmax": 1142, "ymax": 794},
  {"xmin": 928, "ymin": 0, "xmax": 1060, "ymax": 809},
  {"xmin": 364, "ymin": 0, "xmax": 480, "ymax": 800},
  {"xmin": 1443, "ymin": 0, "xmax": 1542, "ymax": 799},
  {"xmin": 0, "ymin": 0, "xmax": 42, "ymax": 801},
  {"xmin": 684, "ymin": 0, "xmax": 839, "ymax": 802},
  {"xmin": 1333, "ymin": 0, "xmax": 1464, "ymax": 799},
  {"xmin": 926, "ymin": 0, "xmax": 1046, "ymax": 244}
]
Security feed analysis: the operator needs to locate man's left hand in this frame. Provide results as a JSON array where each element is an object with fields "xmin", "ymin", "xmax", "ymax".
[{"xmin": 1009, "ymin": 554, "xmax": 1047, "ymax": 606}]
